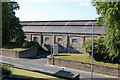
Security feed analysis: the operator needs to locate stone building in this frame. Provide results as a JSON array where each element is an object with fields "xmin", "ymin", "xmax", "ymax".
[{"xmin": 21, "ymin": 20, "xmax": 105, "ymax": 53}]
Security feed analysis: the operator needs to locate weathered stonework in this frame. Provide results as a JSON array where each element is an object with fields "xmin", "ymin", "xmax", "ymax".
[
  {"xmin": 1, "ymin": 45, "xmax": 38, "ymax": 58},
  {"xmin": 47, "ymin": 56, "xmax": 120, "ymax": 76},
  {"xmin": 21, "ymin": 20, "xmax": 105, "ymax": 53},
  {"xmin": 24, "ymin": 32, "xmax": 100, "ymax": 53},
  {"xmin": 1, "ymin": 49, "xmax": 18, "ymax": 58}
]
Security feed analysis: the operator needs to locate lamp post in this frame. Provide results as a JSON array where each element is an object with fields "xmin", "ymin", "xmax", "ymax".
[
  {"xmin": 91, "ymin": 24, "xmax": 94, "ymax": 79},
  {"xmin": 91, "ymin": 23, "xmax": 98, "ymax": 79}
]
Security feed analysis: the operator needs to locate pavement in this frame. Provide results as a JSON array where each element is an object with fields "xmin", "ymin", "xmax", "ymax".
[{"xmin": 0, "ymin": 53, "xmax": 119, "ymax": 80}]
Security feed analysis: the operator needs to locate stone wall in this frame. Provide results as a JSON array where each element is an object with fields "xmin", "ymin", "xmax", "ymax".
[
  {"xmin": 18, "ymin": 45, "xmax": 38, "ymax": 58},
  {"xmin": 25, "ymin": 32, "xmax": 100, "ymax": 53},
  {"xmin": 47, "ymin": 56, "xmax": 120, "ymax": 76},
  {"xmin": 1, "ymin": 45, "xmax": 38, "ymax": 58},
  {"xmin": 1, "ymin": 49, "xmax": 18, "ymax": 58}
]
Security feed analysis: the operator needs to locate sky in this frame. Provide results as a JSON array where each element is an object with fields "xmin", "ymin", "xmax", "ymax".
[{"xmin": 15, "ymin": 0, "xmax": 99, "ymax": 21}]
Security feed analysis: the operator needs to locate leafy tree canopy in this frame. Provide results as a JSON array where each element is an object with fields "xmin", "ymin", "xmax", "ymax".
[
  {"xmin": 2, "ymin": 2, "xmax": 24, "ymax": 46},
  {"xmin": 92, "ymin": 1, "xmax": 120, "ymax": 61}
]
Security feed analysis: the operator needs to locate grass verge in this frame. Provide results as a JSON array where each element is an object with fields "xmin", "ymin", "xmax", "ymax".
[
  {"xmin": 54, "ymin": 53, "xmax": 119, "ymax": 68},
  {"xmin": 3, "ymin": 66, "xmax": 66, "ymax": 80}
]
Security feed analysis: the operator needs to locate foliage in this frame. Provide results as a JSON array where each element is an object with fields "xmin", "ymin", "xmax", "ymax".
[
  {"xmin": 2, "ymin": 64, "xmax": 12, "ymax": 76},
  {"xmin": 1, "ymin": 64, "xmax": 65, "ymax": 80},
  {"xmin": 92, "ymin": 2, "xmax": 120, "ymax": 62},
  {"xmin": 3, "ymin": 42, "xmax": 21, "ymax": 49},
  {"xmin": 23, "ymin": 41, "xmax": 39, "ymax": 48},
  {"xmin": 82, "ymin": 36, "xmax": 107, "ymax": 61},
  {"xmin": 2, "ymin": 2, "xmax": 24, "ymax": 46}
]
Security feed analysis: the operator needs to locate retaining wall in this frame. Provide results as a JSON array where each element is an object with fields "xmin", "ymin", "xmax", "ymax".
[
  {"xmin": 47, "ymin": 56, "xmax": 120, "ymax": 76},
  {"xmin": 18, "ymin": 45, "xmax": 38, "ymax": 58},
  {"xmin": 1, "ymin": 45, "xmax": 38, "ymax": 58},
  {"xmin": 1, "ymin": 49, "xmax": 18, "ymax": 58}
]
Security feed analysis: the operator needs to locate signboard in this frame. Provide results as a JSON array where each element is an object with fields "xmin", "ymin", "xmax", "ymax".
[{"xmin": 53, "ymin": 43, "xmax": 58, "ymax": 55}]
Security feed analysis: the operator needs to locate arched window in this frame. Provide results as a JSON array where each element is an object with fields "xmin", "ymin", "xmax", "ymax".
[
  {"xmin": 34, "ymin": 37, "xmax": 38, "ymax": 42},
  {"xmin": 72, "ymin": 39, "xmax": 78, "ymax": 44},
  {"xmin": 58, "ymin": 38, "xmax": 63, "ymax": 42},
  {"xmin": 45, "ymin": 37, "xmax": 49, "ymax": 42}
]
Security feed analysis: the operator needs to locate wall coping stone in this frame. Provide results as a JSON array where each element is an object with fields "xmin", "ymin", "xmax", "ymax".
[{"xmin": 48, "ymin": 56, "xmax": 119, "ymax": 69}]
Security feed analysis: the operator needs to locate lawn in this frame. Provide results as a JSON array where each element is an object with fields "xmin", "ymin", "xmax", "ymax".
[
  {"xmin": 8, "ymin": 66, "xmax": 66, "ymax": 80},
  {"xmin": 54, "ymin": 53, "xmax": 119, "ymax": 68}
]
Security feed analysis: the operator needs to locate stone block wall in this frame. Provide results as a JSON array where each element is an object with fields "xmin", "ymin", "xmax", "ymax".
[
  {"xmin": 47, "ymin": 56, "xmax": 120, "ymax": 76},
  {"xmin": 1, "ymin": 49, "xmax": 18, "ymax": 58},
  {"xmin": 24, "ymin": 32, "xmax": 100, "ymax": 53},
  {"xmin": 1, "ymin": 45, "xmax": 38, "ymax": 58},
  {"xmin": 18, "ymin": 45, "xmax": 38, "ymax": 58}
]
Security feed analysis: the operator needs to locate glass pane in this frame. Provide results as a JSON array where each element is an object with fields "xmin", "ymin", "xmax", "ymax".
[
  {"xmin": 34, "ymin": 37, "xmax": 38, "ymax": 42},
  {"xmin": 58, "ymin": 38, "xmax": 63, "ymax": 42},
  {"xmin": 45, "ymin": 37, "xmax": 49, "ymax": 42},
  {"xmin": 72, "ymin": 39, "xmax": 78, "ymax": 44}
]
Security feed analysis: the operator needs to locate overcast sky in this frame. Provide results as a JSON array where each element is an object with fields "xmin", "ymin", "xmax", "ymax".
[{"xmin": 15, "ymin": 0, "xmax": 99, "ymax": 21}]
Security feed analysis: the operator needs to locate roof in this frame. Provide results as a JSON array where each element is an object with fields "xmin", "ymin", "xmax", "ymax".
[
  {"xmin": 21, "ymin": 20, "xmax": 105, "ymax": 34},
  {"xmin": 20, "ymin": 20, "xmax": 97, "ymax": 26}
]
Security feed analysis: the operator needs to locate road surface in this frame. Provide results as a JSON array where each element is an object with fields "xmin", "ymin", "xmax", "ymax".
[{"xmin": 0, "ymin": 54, "xmax": 119, "ymax": 80}]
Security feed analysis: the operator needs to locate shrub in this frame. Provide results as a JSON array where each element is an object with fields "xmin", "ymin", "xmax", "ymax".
[
  {"xmin": 22, "ymin": 41, "xmax": 29, "ymax": 48},
  {"xmin": 82, "ymin": 36, "xmax": 107, "ymax": 61},
  {"xmin": 22, "ymin": 41, "xmax": 39, "ymax": 48},
  {"xmin": 2, "ymin": 64, "xmax": 12, "ymax": 76}
]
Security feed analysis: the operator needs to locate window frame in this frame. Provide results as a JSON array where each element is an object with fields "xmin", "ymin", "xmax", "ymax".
[
  {"xmin": 58, "ymin": 38, "xmax": 63, "ymax": 43},
  {"xmin": 34, "ymin": 37, "xmax": 38, "ymax": 42},
  {"xmin": 72, "ymin": 39, "xmax": 78, "ymax": 44},
  {"xmin": 45, "ymin": 37, "xmax": 50, "ymax": 42}
]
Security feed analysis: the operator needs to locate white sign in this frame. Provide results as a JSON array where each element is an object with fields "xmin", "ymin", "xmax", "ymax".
[{"xmin": 53, "ymin": 43, "xmax": 58, "ymax": 55}]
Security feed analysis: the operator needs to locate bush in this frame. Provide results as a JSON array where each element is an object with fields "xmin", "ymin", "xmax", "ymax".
[
  {"xmin": 2, "ymin": 64, "xmax": 12, "ymax": 76},
  {"xmin": 82, "ymin": 36, "xmax": 107, "ymax": 61},
  {"xmin": 22, "ymin": 41, "xmax": 39, "ymax": 48}
]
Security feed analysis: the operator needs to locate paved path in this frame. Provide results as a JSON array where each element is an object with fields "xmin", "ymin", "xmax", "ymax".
[{"xmin": 0, "ymin": 54, "xmax": 119, "ymax": 80}]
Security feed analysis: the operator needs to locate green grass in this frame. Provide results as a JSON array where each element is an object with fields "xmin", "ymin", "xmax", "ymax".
[
  {"xmin": 12, "ymin": 48, "xmax": 26, "ymax": 51},
  {"xmin": 54, "ymin": 53, "xmax": 119, "ymax": 68},
  {"xmin": 9, "ymin": 66, "xmax": 66, "ymax": 80}
]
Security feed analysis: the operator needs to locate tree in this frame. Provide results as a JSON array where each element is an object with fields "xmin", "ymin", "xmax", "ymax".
[
  {"xmin": 83, "ymin": 36, "xmax": 107, "ymax": 61},
  {"xmin": 2, "ymin": 2, "xmax": 24, "ymax": 46},
  {"xmin": 92, "ymin": 2, "xmax": 120, "ymax": 62}
]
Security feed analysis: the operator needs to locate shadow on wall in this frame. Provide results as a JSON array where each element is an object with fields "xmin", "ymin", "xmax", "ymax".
[
  {"xmin": 58, "ymin": 44, "xmax": 66, "ymax": 53},
  {"xmin": 43, "ymin": 43, "xmax": 83, "ymax": 54},
  {"xmin": 38, "ymin": 45, "xmax": 49, "ymax": 53},
  {"xmin": 43, "ymin": 44, "xmax": 51, "ymax": 53},
  {"xmin": 68, "ymin": 46, "xmax": 83, "ymax": 54},
  {"xmin": 58, "ymin": 44, "xmax": 83, "ymax": 54}
]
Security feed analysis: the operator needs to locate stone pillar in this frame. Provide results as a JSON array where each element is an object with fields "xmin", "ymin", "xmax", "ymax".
[
  {"xmin": 82, "ymin": 36, "xmax": 85, "ymax": 43},
  {"xmin": 39, "ymin": 33, "xmax": 42, "ymax": 45},
  {"xmin": 54, "ymin": 35, "xmax": 56, "ymax": 44},
  {"xmin": 28, "ymin": 34, "xmax": 32, "ymax": 41},
  {"xmin": 66, "ymin": 34, "xmax": 69, "ymax": 53},
  {"xmin": 41, "ymin": 33, "xmax": 43, "ymax": 46}
]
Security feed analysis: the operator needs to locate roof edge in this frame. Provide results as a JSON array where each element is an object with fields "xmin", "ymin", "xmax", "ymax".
[{"xmin": 20, "ymin": 20, "xmax": 97, "ymax": 23}]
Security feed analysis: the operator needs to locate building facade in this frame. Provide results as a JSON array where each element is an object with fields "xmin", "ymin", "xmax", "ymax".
[{"xmin": 21, "ymin": 20, "xmax": 105, "ymax": 53}]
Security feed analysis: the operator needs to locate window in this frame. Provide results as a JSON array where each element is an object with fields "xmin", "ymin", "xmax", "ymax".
[
  {"xmin": 58, "ymin": 38, "xmax": 63, "ymax": 42},
  {"xmin": 25, "ymin": 36, "xmax": 27, "ymax": 40},
  {"xmin": 72, "ymin": 39, "xmax": 78, "ymax": 44},
  {"xmin": 45, "ymin": 37, "xmax": 49, "ymax": 42},
  {"xmin": 34, "ymin": 37, "xmax": 38, "ymax": 42}
]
